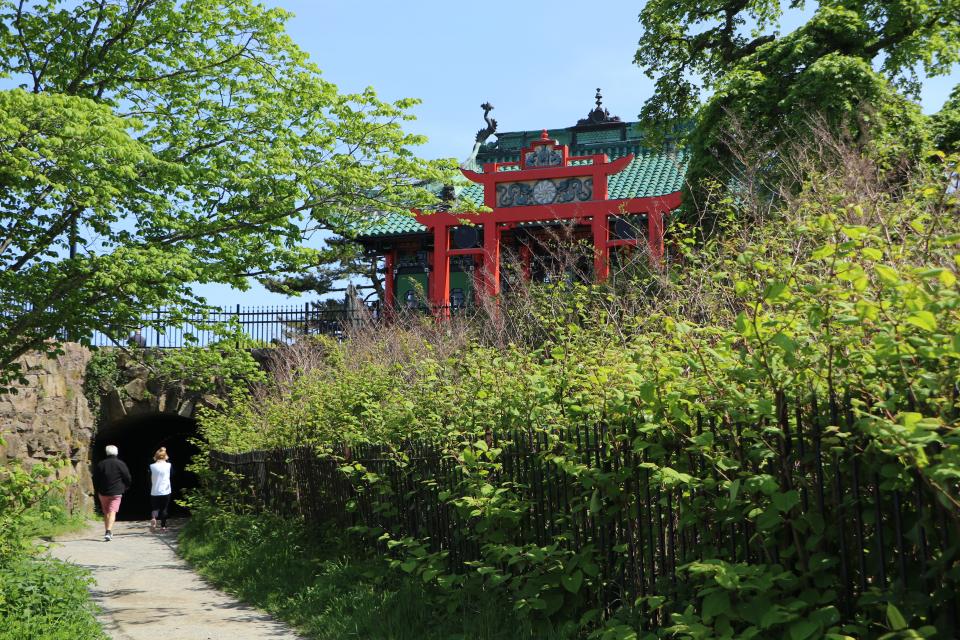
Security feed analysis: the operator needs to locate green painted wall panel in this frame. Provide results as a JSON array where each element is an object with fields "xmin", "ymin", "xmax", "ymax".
[
  {"xmin": 449, "ymin": 270, "xmax": 473, "ymax": 308},
  {"xmin": 393, "ymin": 270, "xmax": 473, "ymax": 308},
  {"xmin": 396, "ymin": 273, "xmax": 428, "ymax": 308}
]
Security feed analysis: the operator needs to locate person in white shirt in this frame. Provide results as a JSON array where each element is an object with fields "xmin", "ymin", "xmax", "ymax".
[{"xmin": 149, "ymin": 447, "xmax": 173, "ymax": 533}]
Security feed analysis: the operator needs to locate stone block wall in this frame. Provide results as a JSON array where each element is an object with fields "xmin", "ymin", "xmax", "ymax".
[{"xmin": 0, "ymin": 343, "xmax": 96, "ymax": 513}]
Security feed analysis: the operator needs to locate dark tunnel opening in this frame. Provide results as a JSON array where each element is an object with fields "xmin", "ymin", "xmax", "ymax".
[{"xmin": 91, "ymin": 414, "xmax": 200, "ymax": 521}]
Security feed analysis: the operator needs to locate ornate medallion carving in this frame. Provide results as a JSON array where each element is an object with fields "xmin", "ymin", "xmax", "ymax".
[
  {"xmin": 496, "ymin": 178, "xmax": 593, "ymax": 208},
  {"xmin": 532, "ymin": 180, "xmax": 557, "ymax": 204}
]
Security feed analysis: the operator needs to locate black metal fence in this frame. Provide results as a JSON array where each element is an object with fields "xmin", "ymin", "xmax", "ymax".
[
  {"xmin": 87, "ymin": 303, "xmax": 475, "ymax": 348},
  {"xmin": 209, "ymin": 391, "xmax": 960, "ymax": 631}
]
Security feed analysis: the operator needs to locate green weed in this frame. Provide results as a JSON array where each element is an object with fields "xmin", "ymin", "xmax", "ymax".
[
  {"xmin": 179, "ymin": 507, "xmax": 577, "ymax": 640},
  {"xmin": 0, "ymin": 555, "xmax": 105, "ymax": 640}
]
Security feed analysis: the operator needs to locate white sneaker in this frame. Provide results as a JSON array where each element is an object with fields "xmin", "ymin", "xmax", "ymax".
[{"xmin": 104, "ymin": 531, "xmax": 112, "ymax": 542}]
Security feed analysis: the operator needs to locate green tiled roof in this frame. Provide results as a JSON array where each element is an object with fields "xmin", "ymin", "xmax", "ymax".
[
  {"xmin": 355, "ymin": 119, "xmax": 687, "ymax": 239},
  {"xmin": 608, "ymin": 148, "xmax": 687, "ymax": 198},
  {"xmin": 458, "ymin": 183, "xmax": 484, "ymax": 206},
  {"xmin": 353, "ymin": 213, "xmax": 426, "ymax": 237}
]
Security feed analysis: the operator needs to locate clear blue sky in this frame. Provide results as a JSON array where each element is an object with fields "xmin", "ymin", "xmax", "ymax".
[
  {"xmin": 193, "ymin": 0, "xmax": 960, "ymax": 308},
  {"xmin": 258, "ymin": 0, "xmax": 959, "ymax": 161}
]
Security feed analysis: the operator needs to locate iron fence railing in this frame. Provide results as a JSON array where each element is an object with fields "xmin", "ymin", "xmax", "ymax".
[{"xmin": 85, "ymin": 303, "xmax": 477, "ymax": 348}]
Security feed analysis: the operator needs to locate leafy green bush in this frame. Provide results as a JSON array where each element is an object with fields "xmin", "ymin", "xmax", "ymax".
[
  {"xmin": 0, "ymin": 456, "xmax": 73, "ymax": 562},
  {"xmin": 82, "ymin": 349, "xmax": 121, "ymax": 418},
  {"xmin": 0, "ymin": 556, "xmax": 106, "ymax": 640}
]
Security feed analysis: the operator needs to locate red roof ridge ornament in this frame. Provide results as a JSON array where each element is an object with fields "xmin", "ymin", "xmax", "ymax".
[{"xmin": 521, "ymin": 130, "xmax": 564, "ymax": 168}]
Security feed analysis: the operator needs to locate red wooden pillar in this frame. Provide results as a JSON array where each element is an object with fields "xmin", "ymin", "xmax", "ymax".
[
  {"xmin": 430, "ymin": 223, "xmax": 450, "ymax": 309},
  {"xmin": 383, "ymin": 249, "xmax": 396, "ymax": 312},
  {"xmin": 648, "ymin": 208, "xmax": 665, "ymax": 262},
  {"xmin": 591, "ymin": 214, "xmax": 609, "ymax": 281},
  {"xmin": 482, "ymin": 222, "xmax": 501, "ymax": 298}
]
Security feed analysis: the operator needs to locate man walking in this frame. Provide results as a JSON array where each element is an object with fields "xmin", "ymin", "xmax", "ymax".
[{"xmin": 93, "ymin": 445, "xmax": 131, "ymax": 541}]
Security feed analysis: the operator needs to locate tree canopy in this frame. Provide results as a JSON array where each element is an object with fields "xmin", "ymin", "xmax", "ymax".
[
  {"xmin": 635, "ymin": 0, "xmax": 960, "ymax": 204},
  {"xmin": 0, "ymin": 0, "xmax": 454, "ymax": 384}
]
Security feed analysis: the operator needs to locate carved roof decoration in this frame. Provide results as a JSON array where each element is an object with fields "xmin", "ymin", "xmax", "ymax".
[
  {"xmin": 576, "ymin": 88, "xmax": 621, "ymax": 127},
  {"xmin": 475, "ymin": 102, "xmax": 498, "ymax": 143},
  {"xmin": 461, "ymin": 102, "xmax": 498, "ymax": 173}
]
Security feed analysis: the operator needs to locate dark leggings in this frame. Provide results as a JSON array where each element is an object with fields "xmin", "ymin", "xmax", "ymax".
[{"xmin": 150, "ymin": 494, "xmax": 171, "ymax": 527}]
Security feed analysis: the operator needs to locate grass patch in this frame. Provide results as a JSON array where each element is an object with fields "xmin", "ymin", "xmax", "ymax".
[
  {"xmin": 29, "ymin": 495, "xmax": 93, "ymax": 541},
  {"xmin": 0, "ymin": 555, "xmax": 106, "ymax": 640},
  {"xmin": 179, "ymin": 508, "xmax": 577, "ymax": 640}
]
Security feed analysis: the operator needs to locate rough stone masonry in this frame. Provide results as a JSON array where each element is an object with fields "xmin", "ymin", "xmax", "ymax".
[{"xmin": 0, "ymin": 343, "xmax": 96, "ymax": 513}]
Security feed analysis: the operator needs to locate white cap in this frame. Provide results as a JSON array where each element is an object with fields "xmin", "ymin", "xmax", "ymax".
[{"xmin": 105, "ymin": 445, "xmax": 119, "ymax": 457}]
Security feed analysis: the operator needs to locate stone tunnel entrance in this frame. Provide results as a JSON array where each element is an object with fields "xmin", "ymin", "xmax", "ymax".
[{"xmin": 92, "ymin": 413, "xmax": 200, "ymax": 521}]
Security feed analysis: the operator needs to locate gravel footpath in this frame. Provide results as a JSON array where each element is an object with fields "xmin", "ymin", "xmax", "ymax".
[{"xmin": 50, "ymin": 520, "xmax": 303, "ymax": 640}]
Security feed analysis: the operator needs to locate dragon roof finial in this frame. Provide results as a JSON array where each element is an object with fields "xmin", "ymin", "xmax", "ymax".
[
  {"xmin": 475, "ymin": 102, "xmax": 497, "ymax": 143},
  {"xmin": 462, "ymin": 102, "xmax": 498, "ymax": 171}
]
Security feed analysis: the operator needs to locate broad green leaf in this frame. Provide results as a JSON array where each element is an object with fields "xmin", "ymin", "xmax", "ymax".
[
  {"xmin": 789, "ymin": 620, "xmax": 820, "ymax": 640},
  {"xmin": 897, "ymin": 412, "xmax": 924, "ymax": 429},
  {"xmin": 757, "ymin": 506, "xmax": 782, "ymax": 530},
  {"xmin": 589, "ymin": 489, "xmax": 602, "ymax": 515},
  {"xmin": 886, "ymin": 603, "xmax": 908, "ymax": 631},
  {"xmin": 728, "ymin": 479, "xmax": 741, "ymax": 506},
  {"xmin": 906, "ymin": 311, "xmax": 937, "ymax": 332},
  {"xmin": 763, "ymin": 281, "xmax": 789, "ymax": 301},
  {"xmin": 702, "ymin": 590, "xmax": 731, "ymax": 619},
  {"xmin": 841, "ymin": 225, "xmax": 868, "ymax": 240},
  {"xmin": 773, "ymin": 490, "xmax": 801, "ymax": 513},
  {"xmin": 770, "ymin": 333, "xmax": 797, "ymax": 354},
  {"xmin": 875, "ymin": 264, "xmax": 901, "ymax": 285},
  {"xmin": 811, "ymin": 244, "xmax": 836, "ymax": 260},
  {"xmin": 561, "ymin": 570, "xmax": 584, "ymax": 594}
]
